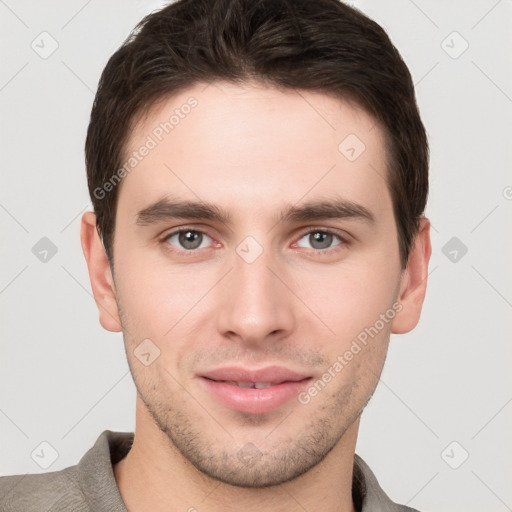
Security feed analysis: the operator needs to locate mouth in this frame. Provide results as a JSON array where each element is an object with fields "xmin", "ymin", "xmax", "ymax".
[{"xmin": 198, "ymin": 367, "xmax": 313, "ymax": 414}]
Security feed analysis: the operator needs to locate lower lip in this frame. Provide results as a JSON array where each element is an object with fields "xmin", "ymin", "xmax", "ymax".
[{"xmin": 199, "ymin": 377, "xmax": 312, "ymax": 414}]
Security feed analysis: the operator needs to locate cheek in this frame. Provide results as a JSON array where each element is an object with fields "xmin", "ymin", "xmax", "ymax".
[
  {"xmin": 119, "ymin": 272, "xmax": 196, "ymax": 332},
  {"xmin": 297, "ymin": 258, "xmax": 400, "ymax": 344},
  {"xmin": 114, "ymin": 249, "xmax": 215, "ymax": 352}
]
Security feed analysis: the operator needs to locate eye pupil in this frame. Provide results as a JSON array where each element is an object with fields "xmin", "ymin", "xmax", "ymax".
[{"xmin": 179, "ymin": 230, "xmax": 202, "ymax": 250}]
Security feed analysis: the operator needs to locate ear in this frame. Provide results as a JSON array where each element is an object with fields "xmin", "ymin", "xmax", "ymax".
[
  {"xmin": 391, "ymin": 217, "xmax": 432, "ymax": 334},
  {"xmin": 80, "ymin": 211, "xmax": 122, "ymax": 332}
]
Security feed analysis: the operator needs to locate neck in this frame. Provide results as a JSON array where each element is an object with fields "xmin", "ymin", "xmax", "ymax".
[{"xmin": 114, "ymin": 397, "xmax": 359, "ymax": 512}]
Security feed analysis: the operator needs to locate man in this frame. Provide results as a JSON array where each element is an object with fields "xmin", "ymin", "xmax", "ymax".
[{"xmin": 0, "ymin": 0, "xmax": 431, "ymax": 510}]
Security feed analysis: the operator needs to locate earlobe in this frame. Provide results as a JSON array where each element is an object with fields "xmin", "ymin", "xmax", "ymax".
[
  {"xmin": 80, "ymin": 212, "xmax": 122, "ymax": 332},
  {"xmin": 391, "ymin": 217, "xmax": 432, "ymax": 335}
]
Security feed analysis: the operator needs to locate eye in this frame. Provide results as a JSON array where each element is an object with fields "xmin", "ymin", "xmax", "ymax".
[
  {"xmin": 296, "ymin": 230, "xmax": 344, "ymax": 251},
  {"xmin": 164, "ymin": 229, "xmax": 213, "ymax": 251}
]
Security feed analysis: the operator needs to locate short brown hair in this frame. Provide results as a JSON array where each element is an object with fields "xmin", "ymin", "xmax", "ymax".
[{"xmin": 85, "ymin": 0, "xmax": 428, "ymax": 268}]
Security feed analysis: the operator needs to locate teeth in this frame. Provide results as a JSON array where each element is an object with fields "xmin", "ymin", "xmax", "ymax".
[
  {"xmin": 254, "ymin": 382, "xmax": 273, "ymax": 389},
  {"xmin": 225, "ymin": 381, "xmax": 274, "ymax": 388},
  {"xmin": 236, "ymin": 382, "xmax": 255, "ymax": 388}
]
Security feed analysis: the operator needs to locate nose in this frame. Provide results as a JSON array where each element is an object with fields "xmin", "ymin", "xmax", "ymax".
[{"xmin": 215, "ymin": 243, "xmax": 296, "ymax": 347}]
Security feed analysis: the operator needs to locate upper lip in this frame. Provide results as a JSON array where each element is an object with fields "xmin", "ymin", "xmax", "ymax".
[{"xmin": 200, "ymin": 366, "xmax": 311, "ymax": 384}]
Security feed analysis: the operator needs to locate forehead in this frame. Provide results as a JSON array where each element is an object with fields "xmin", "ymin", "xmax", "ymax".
[{"xmin": 119, "ymin": 81, "xmax": 391, "ymax": 221}]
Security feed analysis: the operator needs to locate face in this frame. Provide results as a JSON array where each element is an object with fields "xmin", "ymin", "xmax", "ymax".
[{"xmin": 108, "ymin": 81, "xmax": 406, "ymax": 486}]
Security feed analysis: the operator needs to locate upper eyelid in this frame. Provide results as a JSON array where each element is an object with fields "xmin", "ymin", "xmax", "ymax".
[
  {"xmin": 161, "ymin": 226, "xmax": 212, "ymax": 238},
  {"xmin": 297, "ymin": 227, "xmax": 347, "ymax": 238}
]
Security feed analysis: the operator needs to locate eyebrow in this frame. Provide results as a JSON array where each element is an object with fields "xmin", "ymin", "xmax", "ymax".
[
  {"xmin": 136, "ymin": 198, "xmax": 230, "ymax": 226},
  {"xmin": 135, "ymin": 196, "xmax": 375, "ymax": 227},
  {"xmin": 280, "ymin": 199, "xmax": 375, "ymax": 225}
]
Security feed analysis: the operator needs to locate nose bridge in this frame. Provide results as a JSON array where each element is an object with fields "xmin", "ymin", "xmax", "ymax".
[{"xmin": 216, "ymin": 240, "xmax": 295, "ymax": 344}]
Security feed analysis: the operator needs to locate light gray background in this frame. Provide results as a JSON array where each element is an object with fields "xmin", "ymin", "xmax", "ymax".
[{"xmin": 1, "ymin": 1, "xmax": 511, "ymax": 510}]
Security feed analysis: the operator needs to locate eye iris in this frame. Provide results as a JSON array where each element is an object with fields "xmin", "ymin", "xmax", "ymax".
[
  {"xmin": 310, "ymin": 231, "xmax": 332, "ymax": 250},
  {"xmin": 179, "ymin": 230, "xmax": 202, "ymax": 250}
]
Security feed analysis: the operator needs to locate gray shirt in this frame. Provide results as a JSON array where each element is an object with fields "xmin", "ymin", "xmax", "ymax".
[{"xmin": 0, "ymin": 430, "xmax": 420, "ymax": 511}]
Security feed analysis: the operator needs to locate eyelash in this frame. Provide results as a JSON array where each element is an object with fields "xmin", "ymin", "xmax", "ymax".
[{"xmin": 160, "ymin": 227, "xmax": 350, "ymax": 257}]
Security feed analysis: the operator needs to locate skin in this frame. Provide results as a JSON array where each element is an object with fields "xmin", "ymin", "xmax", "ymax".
[{"xmin": 81, "ymin": 81, "xmax": 431, "ymax": 512}]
